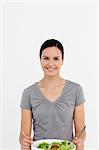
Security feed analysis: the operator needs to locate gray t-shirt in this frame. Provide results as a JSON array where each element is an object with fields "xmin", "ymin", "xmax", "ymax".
[{"xmin": 20, "ymin": 80, "xmax": 85, "ymax": 141}]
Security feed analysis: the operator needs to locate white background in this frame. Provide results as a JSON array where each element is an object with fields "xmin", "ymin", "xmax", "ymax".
[{"xmin": 0, "ymin": 1, "xmax": 98, "ymax": 150}]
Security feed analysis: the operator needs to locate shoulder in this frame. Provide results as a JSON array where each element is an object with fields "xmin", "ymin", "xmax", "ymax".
[
  {"xmin": 68, "ymin": 80, "xmax": 81, "ymax": 88},
  {"xmin": 22, "ymin": 82, "xmax": 37, "ymax": 94},
  {"xmin": 67, "ymin": 80, "xmax": 84, "ymax": 93}
]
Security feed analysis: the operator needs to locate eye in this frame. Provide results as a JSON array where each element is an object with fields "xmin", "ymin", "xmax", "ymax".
[
  {"xmin": 44, "ymin": 57, "xmax": 49, "ymax": 60},
  {"xmin": 54, "ymin": 57, "xmax": 59, "ymax": 60}
]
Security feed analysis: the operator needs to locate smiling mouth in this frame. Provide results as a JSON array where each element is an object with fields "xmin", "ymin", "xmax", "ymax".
[{"xmin": 46, "ymin": 68, "xmax": 56, "ymax": 72}]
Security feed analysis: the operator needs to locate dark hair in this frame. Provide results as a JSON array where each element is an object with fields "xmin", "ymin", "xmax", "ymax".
[{"xmin": 39, "ymin": 39, "xmax": 64, "ymax": 60}]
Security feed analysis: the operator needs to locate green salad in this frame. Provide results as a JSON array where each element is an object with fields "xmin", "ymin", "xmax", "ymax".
[{"xmin": 37, "ymin": 140, "xmax": 75, "ymax": 150}]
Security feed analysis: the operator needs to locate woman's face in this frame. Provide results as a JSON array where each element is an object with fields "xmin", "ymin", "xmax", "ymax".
[{"xmin": 40, "ymin": 46, "xmax": 64, "ymax": 77}]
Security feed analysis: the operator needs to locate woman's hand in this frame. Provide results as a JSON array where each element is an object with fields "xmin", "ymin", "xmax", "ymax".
[
  {"xmin": 72, "ymin": 137, "xmax": 84, "ymax": 150},
  {"xmin": 19, "ymin": 131, "xmax": 33, "ymax": 150}
]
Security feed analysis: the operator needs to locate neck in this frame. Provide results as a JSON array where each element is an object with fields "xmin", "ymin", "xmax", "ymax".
[{"xmin": 40, "ymin": 75, "xmax": 64, "ymax": 88}]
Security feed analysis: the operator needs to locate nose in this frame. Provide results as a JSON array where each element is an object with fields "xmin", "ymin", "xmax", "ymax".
[{"xmin": 48, "ymin": 59, "xmax": 54, "ymax": 66}]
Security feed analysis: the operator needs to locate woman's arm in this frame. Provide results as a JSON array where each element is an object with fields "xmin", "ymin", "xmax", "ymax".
[
  {"xmin": 73, "ymin": 103, "xmax": 86, "ymax": 150},
  {"xmin": 19, "ymin": 109, "xmax": 33, "ymax": 150}
]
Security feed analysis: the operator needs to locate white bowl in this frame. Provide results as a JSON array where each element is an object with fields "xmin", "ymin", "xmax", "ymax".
[{"xmin": 32, "ymin": 139, "xmax": 76, "ymax": 150}]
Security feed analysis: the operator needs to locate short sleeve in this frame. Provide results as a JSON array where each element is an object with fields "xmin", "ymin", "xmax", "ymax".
[
  {"xmin": 75, "ymin": 85, "xmax": 85, "ymax": 106},
  {"xmin": 20, "ymin": 89, "xmax": 32, "ymax": 110}
]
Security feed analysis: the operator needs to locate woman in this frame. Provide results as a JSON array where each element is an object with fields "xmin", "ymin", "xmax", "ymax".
[{"xmin": 19, "ymin": 39, "xmax": 86, "ymax": 150}]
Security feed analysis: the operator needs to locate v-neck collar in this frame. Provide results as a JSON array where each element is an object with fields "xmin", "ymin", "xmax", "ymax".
[{"xmin": 35, "ymin": 80, "xmax": 70, "ymax": 103}]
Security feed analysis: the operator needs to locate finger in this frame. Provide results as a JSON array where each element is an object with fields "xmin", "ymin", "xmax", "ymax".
[
  {"xmin": 21, "ymin": 138, "xmax": 31, "ymax": 147},
  {"xmin": 76, "ymin": 144, "xmax": 84, "ymax": 150},
  {"xmin": 23, "ymin": 138, "xmax": 33, "ymax": 144},
  {"xmin": 21, "ymin": 143, "xmax": 30, "ymax": 149},
  {"xmin": 22, "ymin": 131, "xmax": 32, "ymax": 139},
  {"xmin": 74, "ymin": 137, "xmax": 78, "ymax": 140},
  {"xmin": 21, "ymin": 144, "xmax": 30, "ymax": 149},
  {"xmin": 21, "ymin": 147, "xmax": 30, "ymax": 150},
  {"xmin": 22, "ymin": 130, "xmax": 26, "ymax": 137},
  {"xmin": 21, "ymin": 139, "xmax": 31, "ymax": 148},
  {"xmin": 72, "ymin": 137, "xmax": 78, "ymax": 141},
  {"xmin": 22, "ymin": 141, "xmax": 30, "ymax": 146},
  {"xmin": 21, "ymin": 146, "xmax": 29, "ymax": 149},
  {"xmin": 77, "ymin": 142, "xmax": 83, "ymax": 147},
  {"xmin": 76, "ymin": 138, "xmax": 84, "ymax": 146},
  {"xmin": 77, "ymin": 146, "xmax": 84, "ymax": 150},
  {"xmin": 72, "ymin": 137, "xmax": 79, "ymax": 144},
  {"xmin": 22, "ymin": 130, "xmax": 30, "ymax": 138}
]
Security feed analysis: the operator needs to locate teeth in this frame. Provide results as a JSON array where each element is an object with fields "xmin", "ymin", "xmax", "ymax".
[
  {"xmin": 47, "ymin": 68, "xmax": 55, "ymax": 71},
  {"xmin": 48, "ymin": 69, "xmax": 54, "ymax": 70}
]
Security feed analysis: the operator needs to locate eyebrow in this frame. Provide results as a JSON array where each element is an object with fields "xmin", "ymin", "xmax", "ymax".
[{"xmin": 42, "ymin": 55, "xmax": 60, "ymax": 58}]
